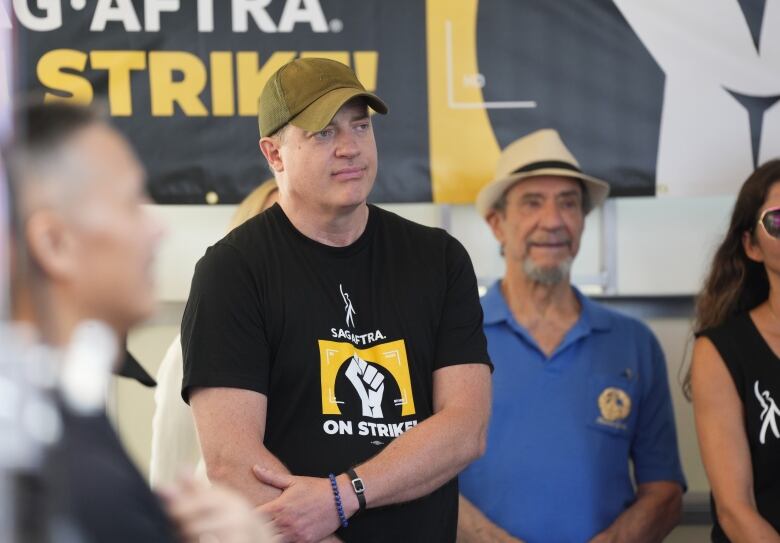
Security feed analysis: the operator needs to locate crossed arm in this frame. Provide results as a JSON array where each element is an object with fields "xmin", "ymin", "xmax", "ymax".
[
  {"xmin": 191, "ymin": 362, "xmax": 491, "ymax": 542},
  {"xmin": 691, "ymin": 337, "xmax": 780, "ymax": 543},
  {"xmin": 190, "ymin": 387, "xmax": 288, "ymax": 504}
]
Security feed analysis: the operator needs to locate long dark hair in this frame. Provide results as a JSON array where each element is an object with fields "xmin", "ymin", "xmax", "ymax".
[{"xmin": 682, "ymin": 159, "xmax": 780, "ymax": 398}]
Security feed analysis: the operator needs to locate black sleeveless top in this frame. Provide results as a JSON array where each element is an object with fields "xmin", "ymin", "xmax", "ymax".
[{"xmin": 700, "ymin": 313, "xmax": 780, "ymax": 542}]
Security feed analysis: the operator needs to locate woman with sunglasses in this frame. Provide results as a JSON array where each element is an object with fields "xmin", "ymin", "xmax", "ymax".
[{"xmin": 686, "ymin": 159, "xmax": 780, "ymax": 542}]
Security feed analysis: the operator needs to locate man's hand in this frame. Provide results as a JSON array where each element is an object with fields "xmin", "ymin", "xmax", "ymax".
[
  {"xmin": 457, "ymin": 495, "xmax": 525, "ymax": 543},
  {"xmin": 587, "ymin": 481, "xmax": 682, "ymax": 543},
  {"xmin": 160, "ymin": 475, "xmax": 278, "ymax": 543},
  {"xmin": 253, "ymin": 466, "xmax": 349, "ymax": 543}
]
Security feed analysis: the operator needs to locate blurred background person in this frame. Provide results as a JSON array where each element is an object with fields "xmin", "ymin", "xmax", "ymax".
[
  {"xmin": 150, "ymin": 178, "xmax": 278, "ymax": 488},
  {"xmin": 8, "ymin": 101, "xmax": 276, "ymax": 543},
  {"xmin": 688, "ymin": 160, "xmax": 780, "ymax": 542}
]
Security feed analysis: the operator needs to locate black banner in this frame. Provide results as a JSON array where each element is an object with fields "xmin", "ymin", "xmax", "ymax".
[{"xmin": 11, "ymin": 0, "xmax": 778, "ymax": 203}]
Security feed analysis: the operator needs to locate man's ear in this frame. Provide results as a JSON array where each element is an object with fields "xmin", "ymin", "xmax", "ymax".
[
  {"xmin": 743, "ymin": 230, "xmax": 764, "ymax": 263},
  {"xmin": 25, "ymin": 210, "xmax": 79, "ymax": 281},
  {"xmin": 486, "ymin": 211, "xmax": 506, "ymax": 245},
  {"xmin": 259, "ymin": 137, "xmax": 284, "ymax": 173}
]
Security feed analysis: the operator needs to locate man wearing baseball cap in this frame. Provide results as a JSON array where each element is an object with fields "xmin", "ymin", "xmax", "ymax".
[
  {"xmin": 458, "ymin": 129, "xmax": 685, "ymax": 542},
  {"xmin": 182, "ymin": 58, "xmax": 492, "ymax": 542}
]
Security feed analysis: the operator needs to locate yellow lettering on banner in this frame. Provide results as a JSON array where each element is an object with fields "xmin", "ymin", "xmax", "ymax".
[
  {"xmin": 149, "ymin": 51, "xmax": 208, "ymax": 116},
  {"xmin": 33, "ymin": 49, "xmax": 380, "ymax": 118},
  {"xmin": 426, "ymin": 0, "xmax": 499, "ymax": 203},
  {"xmin": 353, "ymin": 51, "xmax": 378, "ymax": 92},
  {"xmin": 236, "ymin": 51, "xmax": 295, "ymax": 116},
  {"xmin": 37, "ymin": 49, "xmax": 92, "ymax": 105},
  {"xmin": 210, "ymin": 52, "xmax": 234, "ymax": 116},
  {"xmin": 90, "ymin": 51, "xmax": 146, "ymax": 116}
]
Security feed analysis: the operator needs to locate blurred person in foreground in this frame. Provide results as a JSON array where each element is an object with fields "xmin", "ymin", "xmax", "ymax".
[
  {"xmin": 688, "ymin": 160, "xmax": 780, "ymax": 542},
  {"xmin": 458, "ymin": 129, "xmax": 685, "ymax": 543},
  {"xmin": 150, "ymin": 179, "xmax": 278, "ymax": 488},
  {"xmin": 8, "ymin": 101, "xmax": 275, "ymax": 543}
]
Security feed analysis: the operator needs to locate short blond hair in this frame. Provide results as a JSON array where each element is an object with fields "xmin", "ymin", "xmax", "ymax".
[{"xmin": 228, "ymin": 179, "xmax": 277, "ymax": 231}]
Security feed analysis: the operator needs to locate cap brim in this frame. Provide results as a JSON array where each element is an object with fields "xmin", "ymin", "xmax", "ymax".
[
  {"xmin": 475, "ymin": 168, "xmax": 611, "ymax": 218},
  {"xmin": 289, "ymin": 87, "xmax": 388, "ymax": 132}
]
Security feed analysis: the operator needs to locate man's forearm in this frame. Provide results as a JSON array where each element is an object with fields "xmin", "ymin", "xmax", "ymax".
[
  {"xmin": 191, "ymin": 388, "xmax": 290, "ymax": 507},
  {"xmin": 590, "ymin": 482, "xmax": 682, "ymax": 543},
  {"xmin": 348, "ymin": 363, "xmax": 491, "ymax": 511},
  {"xmin": 352, "ymin": 404, "xmax": 486, "ymax": 508},
  {"xmin": 717, "ymin": 502, "xmax": 780, "ymax": 543},
  {"xmin": 250, "ymin": 364, "xmax": 491, "ymax": 542},
  {"xmin": 457, "ymin": 495, "xmax": 524, "ymax": 543},
  {"xmin": 252, "ymin": 403, "xmax": 487, "ymax": 543},
  {"xmin": 206, "ymin": 444, "xmax": 289, "ymax": 506}
]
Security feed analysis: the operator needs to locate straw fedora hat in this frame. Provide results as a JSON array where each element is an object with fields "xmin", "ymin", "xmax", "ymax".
[{"xmin": 475, "ymin": 129, "xmax": 610, "ymax": 218}]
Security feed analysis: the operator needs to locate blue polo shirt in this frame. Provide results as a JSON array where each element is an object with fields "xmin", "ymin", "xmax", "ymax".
[{"xmin": 459, "ymin": 282, "xmax": 685, "ymax": 543}]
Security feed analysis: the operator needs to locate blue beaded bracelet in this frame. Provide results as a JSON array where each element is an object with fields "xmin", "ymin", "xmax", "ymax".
[{"xmin": 328, "ymin": 473, "xmax": 349, "ymax": 528}]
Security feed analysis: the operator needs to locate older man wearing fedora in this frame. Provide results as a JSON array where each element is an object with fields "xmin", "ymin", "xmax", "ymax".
[{"xmin": 457, "ymin": 129, "xmax": 685, "ymax": 543}]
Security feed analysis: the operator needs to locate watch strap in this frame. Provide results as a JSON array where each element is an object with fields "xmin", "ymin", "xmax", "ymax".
[{"xmin": 346, "ymin": 467, "xmax": 366, "ymax": 512}]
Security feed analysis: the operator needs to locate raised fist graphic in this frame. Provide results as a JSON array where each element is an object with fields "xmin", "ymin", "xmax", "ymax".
[{"xmin": 345, "ymin": 354, "xmax": 385, "ymax": 419}]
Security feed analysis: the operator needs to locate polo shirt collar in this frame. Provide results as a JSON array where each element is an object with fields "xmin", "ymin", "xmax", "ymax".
[
  {"xmin": 482, "ymin": 281, "xmax": 512, "ymax": 325},
  {"xmin": 575, "ymin": 287, "xmax": 612, "ymax": 332},
  {"xmin": 481, "ymin": 280, "xmax": 612, "ymax": 334}
]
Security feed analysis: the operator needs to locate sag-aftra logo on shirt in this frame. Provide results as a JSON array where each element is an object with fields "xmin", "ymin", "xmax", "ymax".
[
  {"xmin": 317, "ymin": 285, "xmax": 418, "ymax": 444},
  {"xmin": 755, "ymin": 381, "xmax": 780, "ymax": 445}
]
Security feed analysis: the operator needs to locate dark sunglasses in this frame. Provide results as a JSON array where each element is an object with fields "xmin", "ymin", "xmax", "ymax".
[{"xmin": 758, "ymin": 206, "xmax": 780, "ymax": 238}]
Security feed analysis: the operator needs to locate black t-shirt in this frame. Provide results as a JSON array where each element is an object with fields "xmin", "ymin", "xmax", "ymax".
[
  {"xmin": 182, "ymin": 203, "xmax": 490, "ymax": 542},
  {"xmin": 47, "ymin": 406, "xmax": 176, "ymax": 543},
  {"xmin": 700, "ymin": 313, "xmax": 780, "ymax": 542}
]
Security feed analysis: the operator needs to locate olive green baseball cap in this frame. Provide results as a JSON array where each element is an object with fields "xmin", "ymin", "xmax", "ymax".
[{"xmin": 258, "ymin": 57, "xmax": 388, "ymax": 137}]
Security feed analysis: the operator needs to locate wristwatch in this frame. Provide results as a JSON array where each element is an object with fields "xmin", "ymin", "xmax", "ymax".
[{"xmin": 346, "ymin": 467, "xmax": 366, "ymax": 512}]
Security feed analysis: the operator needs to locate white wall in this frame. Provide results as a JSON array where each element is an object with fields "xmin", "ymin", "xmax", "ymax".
[
  {"xmin": 147, "ymin": 196, "xmax": 735, "ymax": 303},
  {"xmin": 615, "ymin": 196, "xmax": 734, "ymax": 295}
]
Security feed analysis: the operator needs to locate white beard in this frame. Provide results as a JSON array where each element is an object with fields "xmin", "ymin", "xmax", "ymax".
[{"xmin": 523, "ymin": 256, "xmax": 573, "ymax": 285}]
